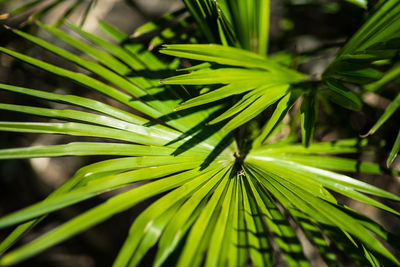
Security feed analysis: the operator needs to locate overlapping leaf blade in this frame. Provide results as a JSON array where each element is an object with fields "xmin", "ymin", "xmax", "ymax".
[
  {"xmin": 324, "ymin": 0, "xmax": 400, "ymax": 87},
  {"xmin": 161, "ymin": 44, "xmax": 307, "ymax": 133},
  {"xmin": 0, "ymin": 2, "xmax": 399, "ymax": 267},
  {"xmin": 0, "ymin": 164, "xmax": 227, "ymax": 266},
  {"xmin": 245, "ymin": 163, "xmax": 399, "ymax": 265}
]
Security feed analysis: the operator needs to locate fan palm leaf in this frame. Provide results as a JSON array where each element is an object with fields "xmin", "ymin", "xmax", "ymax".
[{"xmin": 0, "ymin": 1, "xmax": 399, "ymax": 266}]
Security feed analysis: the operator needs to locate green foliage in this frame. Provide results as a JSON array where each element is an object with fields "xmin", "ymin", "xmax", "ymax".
[
  {"xmin": 0, "ymin": 0, "xmax": 399, "ymax": 266},
  {"xmin": 161, "ymin": 44, "xmax": 306, "ymax": 133},
  {"xmin": 0, "ymin": 0, "xmax": 97, "ymax": 26}
]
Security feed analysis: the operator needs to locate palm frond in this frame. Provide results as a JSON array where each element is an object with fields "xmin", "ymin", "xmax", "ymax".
[
  {"xmin": 182, "ymin": 0, "xmax": 237, "ymax": 46},
  {"xmin": 161, "ymin": 44, "xmax": 307, "ymax": 134},
  {"xmin": 0, "ymin": 2, "xmax": 399, "ymax": 267},
  {"xmin": 362, "ymin": 93, "xmax": 400, "ymax": 166},
  {"xmin": 324, "ymin": 0, "xmax": 400, "ymax": 88},
  {"xmin": 323, "ymin": 0, "xmax": 400, "ymax": 167}
]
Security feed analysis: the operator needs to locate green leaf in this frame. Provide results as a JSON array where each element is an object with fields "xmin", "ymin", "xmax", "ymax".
[
  {"xmin": 387, "ymin": 130, "xmax": 400, "ymax": 167},
  {"xmin": 251, "ymin": 138, "xmax": 369, "ymax": 155},
  {"xmin": 147, "ymin": 15, "xmax": 195, "ymax": 50},
  {"xmin": 0, "ymin": 83, "xmax": 146, "ymax": 125},
  {"xmin": 132, "ymin": 8, "xmax": 186, "ymax": 37},
  {"xmin": 0, "ymin": 0, "xmax": 86, "ymax": 23},
  {"xmin": 6, "ymin": 25, "xmax": 179, "ymax": 120},
  {"xmin": 207, "ymin": 89, "xmax": 263, "ymax": 125},
  {"xmin": 248, "ymin": 164, "xmax": 399, "ymax": 265},
  {"xmin": 0, "ymin": 82, "xmax": 230, "ymax": 153},
  {"xmin": 176, "ymin": 169, "xmax": 231, "ymax": 267},
  {"xmin": 365, "ymin": 62, "xmax": 400, "ymax": 91},
  {"xmin": 112, "ymin": 166, "xmax": 219, "ymax": 267},
  {"xmin": 270, "ymin": 161, "xmax": 399, "ymax": 215},
  {"xmin": 0, "ymin": 142, "xmax": 210, "ymax": 159},
  {"xmin": 176, "ymin": 81, "xmax": 263, "ymax": 110},
  {"xmin": 339, "ymin": 1, "xmax": 400, "ymax": 56},
  {"xmin": 181, "ymin": 0, "xmax": 216, "ymax": 43},
  {"xmin": 248, "ymin": 160, "xmax": 336, "ymax": 203},
  {"xmin": 181, "ymin": 0, "xmax": 236, "ymax": 45},
  {"xmin": 365, "ymin": 93, "xmax": 400, "ymax": 135},
  {"xmin": 160, "ymin": 44, "xmax": 306, "ymax": 133},
  {"xmin": 162, "ymin": 68, "xmax": 294, "ymax": 85},
  {"xmin": 345, "ymin": 0, "xmax": 368, "ymax": 9},
  {"xmin": 0, "ymin": 121, "xmax": 171, "ymax": 147},
  {"xmin": 241, "ymin": 177, "xmax": 273, "ymax": 267},
  {"xmin": 324, "ymin": 0, "xmax": 400, "ymax": 86},
  {"xmin": 66, "ymin": 22, "xmax": 146, "ymax": 71},
  {"xmin": 245, "ymin": 168, "xmax": 336, "ymax": 265},
  {"xmin": 0, "ymin": 104, "xmax": 178, "ymax": 144},
  {"xmin": 322, "ymin": 79, "xmax": 362, "ymax": 111},
  {"xmin": 121, "ymin": 204, "xmax": 183, "ymax": 267},
  {"xmin": 0, "ymin": 154, "xmax": 153, "ymax": 254},
  {"xmin": 273, "ymin": 154, "xmax": 395, "ymax": 175},
  {"xmin": 221, "ymin": 84, "xmax": 289, "ymax": 133},
  {"xmin": 99, "ymin": 21, "xmax": 167, "ymax": 71},
  {"xmin": 292, "ymin": 191, "xmax": 398, "ymax": 264},
  {"xmin": 254, "ymin": 88, "xmax": 302, "ymax": 145},
  {"xmin": 235, "ymin": 174, "xmax": 248, "ymax": 267},
  {"xmin": 257, "ymin": 0, "xmax": 270, "ymax": 55},
  {"xmin": 336, "ymin": 65, "xmax": 383, "ymax": 84},
  {"xmin": 35, "ymin": 22, "xmax": 133, "ymax": 76},
  {"xmin": 244, "ymin": 173, "xmax": 309, "ymax": 266},
  {"xmin": 0, "ymin": 47, "xmax": 162, "ymax": 119},
  {"xmin": 153, "ymin": 167, "xmax": 228, "ymax": 267},
  {"xmin": 0, "ymin": 165, "xmax": 225, "ymax": 266},
  {"xmin": 0, "ymin": 161, "xmax": 221, "ymax": 230},
  {"xmin": 204, "ymin": 174, "xmax": 236, "ymax": 267},
  {"xmin": 1, "ymin": 4, "xmax": 399, "ymax": 266},
  {"xmin": 300, "ymin": 90, "xmax": 318, "ymax": 147},
  {"xmin": 247, "ymin": 153, "xmax": 400, "ymax": 202},
  {"xmin": 161, "ymin": 44, "xmax": 306, "ymax": 78}
]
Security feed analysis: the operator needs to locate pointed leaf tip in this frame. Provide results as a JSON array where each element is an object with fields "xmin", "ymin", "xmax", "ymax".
[
  {"xmin": 360, "ymin": 132, "xmax": 372, "ymax": 138},
  {"xmin": 387, "ymin": 131, "xmax": 400, "ymax": 167}
]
